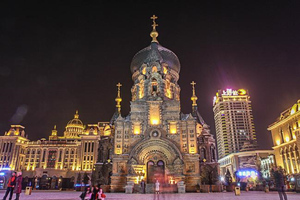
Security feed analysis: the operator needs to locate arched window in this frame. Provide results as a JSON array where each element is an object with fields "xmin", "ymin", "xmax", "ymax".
[
  {"xmin": 200, "ymin": 148, "xmax": 206, "ymax": 161},
  {"xmin": 210, "ymin": 146, "xmax": 216, "ymax": 161},
  {"xmin": 157, "ymin": 160, "xmax": 164, "ymax": 166},
  {"xmin": 289, "ymin": 125, "xmax": 293, "ymax": 140},
  {"xmin": 151, "ymin": 78, "xmax": 158, "ymax": 95},
  {"xmin": 163, "ymin": 66, "xmax": 168, "ymax": 74},
  {"xmin": 139, "ymin": 80, "xmax": 144, "ymax": 99},
  {"xmin": 165, "ymin": 79, "xmax": 172, "ymax": 99},
  {"xmin": 295, "ymin": 146, "xmax": 300, "ymax": 169},
  {"xmin": 152, "ymin": 66, "xmax": 157, "ymax": 72},
  {"xmin": 280, "ymin": 129, "xmax": 284, "ymax": 143},
  {"xmin": 142, "ymin": 67, "xmax": 146, "ymax": 75}
]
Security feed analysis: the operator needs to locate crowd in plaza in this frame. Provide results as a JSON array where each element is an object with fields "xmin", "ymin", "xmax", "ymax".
[{"xmin": 0, "ymin": 167, "xmax": 293, "ymax": 200}]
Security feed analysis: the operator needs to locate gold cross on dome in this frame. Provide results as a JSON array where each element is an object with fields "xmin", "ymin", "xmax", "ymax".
[
  {"xmin": 116, "ymin": 83, "xmax": 122, "ymax": 97},
  {"xmin": 191, "ymin": 81, "xmax": 196, "ymax": 93},
  {"xmin": 151, "ymin": 15, "xmax": 158, "ymax": 30},
  {"xmin": 116, "ymin": 82, "xmax": 122, "ymax": 88}
]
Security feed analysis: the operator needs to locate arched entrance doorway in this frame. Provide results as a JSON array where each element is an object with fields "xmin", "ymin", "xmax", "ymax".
[{"xmin": 147, "ymin": 160, "xmax": 165, "ymax": 183}]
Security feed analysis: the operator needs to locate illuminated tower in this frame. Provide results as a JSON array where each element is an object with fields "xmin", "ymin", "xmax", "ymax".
[
  {"xmin": 110, "ymin": 15, "xmax": 203, "ymax": 192},
  {"xmin": 213, "ymin": 89, "xmax": 258, "ymax": 159}
]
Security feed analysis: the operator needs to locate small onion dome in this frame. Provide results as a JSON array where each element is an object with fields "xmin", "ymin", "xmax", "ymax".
[
  {"xmin": 191, "ymin": 95, "xmax": 198, "ymax": 103},
  {"xmin": 115, "ymin": 96, "xmax": 122, "ymax": 103}
]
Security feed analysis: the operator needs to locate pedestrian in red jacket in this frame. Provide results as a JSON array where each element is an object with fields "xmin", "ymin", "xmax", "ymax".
[
  {"xmin": 14, "ymin": 172, "xmax": 22, "ymax": 200},
  {"xmin": 2, "ymin": 172, "xmax": 16, "ymax": 200}
]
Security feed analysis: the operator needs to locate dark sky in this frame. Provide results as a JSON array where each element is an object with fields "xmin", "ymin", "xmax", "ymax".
[{"xmin": 0, "ymin": 1, "xmax": 300, "ymax": 150}]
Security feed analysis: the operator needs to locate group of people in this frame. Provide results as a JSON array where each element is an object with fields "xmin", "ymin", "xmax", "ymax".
[
  {"xmin": 2, "ymin": 172, "xmax": 23, "ymax": 200},
  {"xmin": 80, "ymin": 185, "xmax": 106, "ymax": 200}
]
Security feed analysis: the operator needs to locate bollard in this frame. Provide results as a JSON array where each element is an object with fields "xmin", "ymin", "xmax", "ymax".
[
  {"xmin": 265, "ymin": 185, "xmax": 269, "ymax": 193},
  {"xmin": 234, "ymin": 186, "xmax": 240, "ymax": 196},
  {"xmin": 25, "ymin": 186, "xmax": 32, "ymax": 195}
]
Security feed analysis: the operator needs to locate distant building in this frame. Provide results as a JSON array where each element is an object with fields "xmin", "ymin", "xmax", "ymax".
[
  {"xmin": 0, "ymin": 111, "xmax": 111, "ymax": 189},
  {"xmin": 218, "ymin": 150, "xmax": 274, "ymax": 181},
  {"xmin": 213, "ymin": 89, "xmax": 258, "ymax": 159},
  {"xmin": 268, "ymin": 99, "xmax": 300, "ymax": 175}
]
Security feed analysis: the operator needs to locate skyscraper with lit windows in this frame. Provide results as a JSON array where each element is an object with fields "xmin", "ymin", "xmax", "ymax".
[{"xmin": 213, "ymin": 89, "xmax": 258, "ymax": 159}]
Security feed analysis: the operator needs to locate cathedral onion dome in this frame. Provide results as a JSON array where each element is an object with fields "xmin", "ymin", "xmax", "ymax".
[
  {"xmin": 64, "ymin": 110, "xmax": 84, "ymax": 138},
  {"xmin": 130, "ymin": 42, "xmax": 181, "ymax": 75}
]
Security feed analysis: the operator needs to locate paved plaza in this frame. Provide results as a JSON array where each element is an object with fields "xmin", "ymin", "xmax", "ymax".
[{"xmin": 0, "ymin": 190, "xmax": 299, "ymax": 200}]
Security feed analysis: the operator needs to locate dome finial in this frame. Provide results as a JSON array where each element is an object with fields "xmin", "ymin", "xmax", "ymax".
[
  {"xmin": 150, "ymin": 15, "xmax": 159, "ymax": 43},
  {"xmin": 74, "ymin": 110, "xmax": 79, "ymax": 119},
  {"xmin": 51, "ymin": 125, "xmax": 57, "ymax": 136},
  {"xmin": 115, "ymin": 83, "xmax": 122, "ymax": 114},
  {"xmin": 191, "ymin": 81, "xmax": 198, "ymax": 107}
]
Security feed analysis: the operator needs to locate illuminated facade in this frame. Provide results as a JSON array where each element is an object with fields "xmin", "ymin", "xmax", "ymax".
[
  {"xmin": 0, "ymin": 112, "xmax": 111, "ymax": 189},
  {"xmin": 268, "ymin": 99, "xmax": 300, "ymax": 175},
  {"xmin": 0, "ymin": 125, "xmax": 28, "ymax": 172},
  {"xmin": 213, "ymin": 89, "xmax": 258, "ymax": 159},
  {"xmin": 110, "ymin": 16, "xmax": 217, "ymax": 192},
  {"xmin": 218, "ymin": 150, "xmax": 274, "ymax": 181}
]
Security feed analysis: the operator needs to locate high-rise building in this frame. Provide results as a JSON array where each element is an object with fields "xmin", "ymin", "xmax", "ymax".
[{"xmin": 213, "ymin": 89, "xmax": 258, "ymax": 159}]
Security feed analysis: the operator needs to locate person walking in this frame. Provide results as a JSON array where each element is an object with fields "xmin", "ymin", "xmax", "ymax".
[
  {"xmin": 141, "ymin": 179, "xmax": 146, "ymax": 194},
  {"xmin": 14, "ymin": 172, "xmax": 22, "ymax": 200},
  {"xmin": 272, "ymin": 167, "xmax": 288, "ymax": 200},
  {"xmin": 155, "ymin": 180, "xmax": 160, "ymax": 194},
  {"xmin": 2, "ymin": 172, "xmax": 16, "ymax": 200},
  {"xmin": 81, "ymin": 187, "xmax": 92, "ymax": 200},
  {"xmin": 90, "ymin": 185, "xmax": 99, "ymax": 200}
]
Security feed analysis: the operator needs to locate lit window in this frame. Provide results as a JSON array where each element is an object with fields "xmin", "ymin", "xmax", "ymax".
[
  {"xmin": 152, "ymin": 66, "xmax": 157, "ymax": 72},
  {"xmin": 149, "ymin": 104, "xmax": 160, "ymax": 125},
  {"xmin": 165, "ymin": 80, "xmax": 172, "ymax": 99},
  {"xmin": 163, "ymin": 66, "xmax": 168, "ymax": 74},
  {"xmin": 133, "ymin": 123, "xmax": 141, "ymax": 134},
  {"xmin": 169, "ymin": 122, "xmax": 177, "ymax": 134},
  {"xmin": 139, "ymin": 80, "xmax": 144, "ymax": 99}
]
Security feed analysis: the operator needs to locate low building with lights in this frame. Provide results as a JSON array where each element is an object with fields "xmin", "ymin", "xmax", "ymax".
[
  {"xmin": 268, "ymin": 99, "xmax": 300, "ymax": 175},
  {"xmin": 218, "ymin": 150, "xmax": 275, "ymax": 182},
  {"xmin": 0, "ymin": 112, "xmax": 111, "ymax": 189}
]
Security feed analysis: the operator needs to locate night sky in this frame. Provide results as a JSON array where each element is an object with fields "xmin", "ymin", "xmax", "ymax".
[{"xmin": 1, "ymin": 1, "xmax": 300, "ymax": 150}]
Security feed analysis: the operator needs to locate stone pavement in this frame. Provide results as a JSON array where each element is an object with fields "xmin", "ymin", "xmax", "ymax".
[{"xmin": 0, "ymin": 190, "xmax": 299, "ymax": 200}]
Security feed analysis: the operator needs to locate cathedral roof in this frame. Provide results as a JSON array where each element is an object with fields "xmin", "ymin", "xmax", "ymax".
[{"xmin": 130, "ymin": 42, "xmax": 181, "ymax": 74}]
